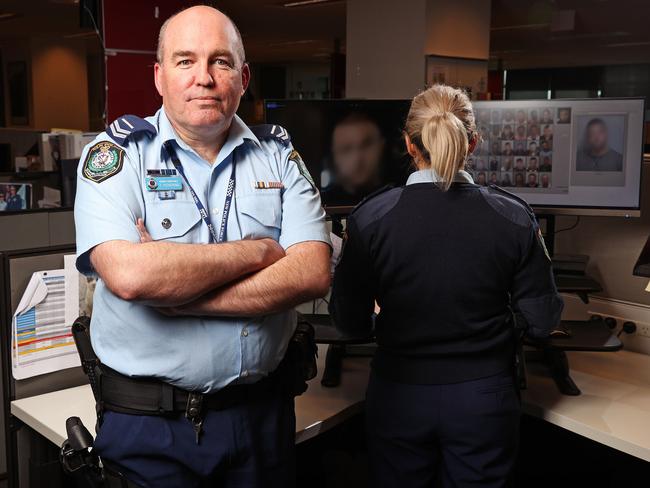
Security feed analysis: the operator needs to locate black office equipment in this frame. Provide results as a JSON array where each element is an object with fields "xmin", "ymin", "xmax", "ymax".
[
  {"xmin": 300, "ymin": 314, "xmax": 375, "ymax": 388},
  {"xmin": 59, "ymin": 159, "xmax": 78, "ymax": 209}
]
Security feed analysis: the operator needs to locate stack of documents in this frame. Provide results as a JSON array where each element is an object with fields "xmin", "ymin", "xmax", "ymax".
[{"xmin": 11, "ymin": 257, "xmax": 80, "ymax": 379}]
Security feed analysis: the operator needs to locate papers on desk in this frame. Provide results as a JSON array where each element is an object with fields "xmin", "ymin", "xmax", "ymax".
[
  {"xmin": 11, "ymin": 255, "xmax": 81, "ymax": 379},
  {"xmin": 330, "ymin": 232, "xmax": 343, "ymax": 275}
]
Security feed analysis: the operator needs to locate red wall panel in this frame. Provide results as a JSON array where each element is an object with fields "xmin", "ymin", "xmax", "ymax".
[
  {"xmin": 105, "ymin": 53, "xmax": 160, "ymax": 122},
  {"xmin": 103, "ymin": 0, "xmax": 188, "ymax": 51},
  {"xmin": 103, "ymin": 0, "xmax": 188, "ymax": 123}
]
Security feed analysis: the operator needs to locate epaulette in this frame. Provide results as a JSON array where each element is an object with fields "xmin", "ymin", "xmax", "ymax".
[
  {"xmin": 351, "ymin": 185, "xmax": 393, "ymax": 214},
  {"xmin": 481, "ymin": 184, "xmax": 538, "ymax": 228},
  {"xmin": 250, "ymin": 124, "xmax": 292, "ymax": 146},
  {"xmin": 106, "ymin": 114, "xmax": 157, "ymax": 146},
  {"xmin": 486, "ymin": 184, "xmax": 536, "ymax": 220},
  {"xmin": 350, "ymin": 185, "xmax": 395, "ymax": 214},
  {"xmin": 349, "ymin": 185, "xmax": 402, "ymax": 231}
]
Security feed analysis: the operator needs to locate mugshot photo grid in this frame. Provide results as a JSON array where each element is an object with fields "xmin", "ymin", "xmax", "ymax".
[{"xmin": 469, "ymin": 106, "xmax": 558, "ymax": 189}]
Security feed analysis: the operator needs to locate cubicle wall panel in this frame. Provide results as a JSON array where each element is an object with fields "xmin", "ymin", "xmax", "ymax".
[
  {"xmin": 2, "ymin": 247, "xmax": 86, "ymax": 488},
  {"xmin": 47, "ymin": 211, "xmax": 75, "ymax": 248},
  {"xmin": 0, "ymin": 256, "xmax": 6, "ymax": 475},
  {"xmin": 0, "ymin": 214, "xmax": 50, "ymax": 252}
]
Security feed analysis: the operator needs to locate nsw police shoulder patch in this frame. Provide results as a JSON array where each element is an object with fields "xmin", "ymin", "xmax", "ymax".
[
  {"xmin": 289, "ymin": 149, "xmax": 317, "ymax": 191},
  {"xmin": 83, "ymin": 141, "xmax": 125, "ymax": 183}
]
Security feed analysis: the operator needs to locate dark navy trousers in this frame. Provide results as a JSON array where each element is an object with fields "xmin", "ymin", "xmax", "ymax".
[
  {"xmin": 94, "ymin": 392, "xmax": 296, "ymax": 488},
  {"xmin": 365, "ymin": 370, "xmax": 520, "ymax": 488}
]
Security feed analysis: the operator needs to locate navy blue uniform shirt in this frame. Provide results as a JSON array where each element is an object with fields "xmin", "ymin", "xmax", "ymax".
[{"xmin": 330, "ymin": 169, "xmax": 563, "ymax": 384}]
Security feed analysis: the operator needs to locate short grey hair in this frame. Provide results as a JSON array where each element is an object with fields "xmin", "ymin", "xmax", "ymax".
[{"xmin": 156, "ymin": 5, "xmax": 246, "ymax": 65}]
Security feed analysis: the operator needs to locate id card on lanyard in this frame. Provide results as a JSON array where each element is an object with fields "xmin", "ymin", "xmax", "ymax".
[{"xmin": 162, "ymin": 141, "xmax": 236, "ymax": 243}]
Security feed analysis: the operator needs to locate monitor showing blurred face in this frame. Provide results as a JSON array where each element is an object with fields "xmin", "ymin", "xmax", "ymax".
[
  {"xmin": 331, "ymin": 116, "xmax": 384, "ymax": 192},
  {"xmin": 154, "ymin": 6, "xmax": 249, "ymax": 136}
]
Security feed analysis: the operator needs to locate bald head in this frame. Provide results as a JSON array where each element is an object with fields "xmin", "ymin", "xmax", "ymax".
[{"xmin": 157, "ymin": 6, "xmax": 245, "ymax": 66}]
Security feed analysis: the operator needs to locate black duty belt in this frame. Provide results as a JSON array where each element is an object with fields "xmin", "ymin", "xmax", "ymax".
[{"xmin": 99, "ymin": 364, "xmax": 287, "ymax": 417}]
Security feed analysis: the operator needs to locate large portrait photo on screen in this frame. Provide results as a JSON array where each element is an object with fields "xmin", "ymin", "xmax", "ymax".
[{"xmin": 572, "ymin": 114, "xmax": 626, "ymax": 187}]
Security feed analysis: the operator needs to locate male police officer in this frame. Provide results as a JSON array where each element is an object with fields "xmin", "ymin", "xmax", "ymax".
[{"xmin": 74, "ymin": 6, "xmax": 330, "ymax": 487}]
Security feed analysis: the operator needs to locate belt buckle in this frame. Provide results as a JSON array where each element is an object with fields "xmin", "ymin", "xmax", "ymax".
[{"xmin": 185, "ymin": 392, "xmax": 204, "ymax": 445}]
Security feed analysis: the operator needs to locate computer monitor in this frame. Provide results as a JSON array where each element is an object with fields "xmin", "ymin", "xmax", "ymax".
[
  {"xmin": 265, "ymin": 97, "xmax": 645, "ymax": 217},
  {"xmin": 264, "ymin": 99, "xmax": 412, "ymax": 213},
  {"xmin": 471, "ymin": 98, "xmax": 645, "ymax": 217}
]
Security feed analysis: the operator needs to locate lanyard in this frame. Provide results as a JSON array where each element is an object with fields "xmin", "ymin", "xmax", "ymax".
[{"xmin": 162, "ymin": 141, "xmax": 236, "ymax": 243}]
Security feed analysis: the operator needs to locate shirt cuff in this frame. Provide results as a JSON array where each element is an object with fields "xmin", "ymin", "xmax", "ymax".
[{"xmin": 279, "ymin": 226, "xmax": 332, "ymax": 250}]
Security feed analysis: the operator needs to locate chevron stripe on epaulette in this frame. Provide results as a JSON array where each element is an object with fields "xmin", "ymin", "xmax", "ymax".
[
  {"xmin": 250, "ymin": 124, "xmax": 292, "ymax": 146},
  {"xmin": 106, "ymin": 115, "xmax": 157, "ymax": 146}
]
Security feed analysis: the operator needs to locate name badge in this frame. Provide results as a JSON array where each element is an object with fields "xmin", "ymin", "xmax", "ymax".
[{"xmin": 145, "ymin": 175, "xmax": 183, "ymax": 192}]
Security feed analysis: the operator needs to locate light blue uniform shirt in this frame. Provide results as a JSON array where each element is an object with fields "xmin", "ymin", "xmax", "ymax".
[{"xmin": 74, "ymin": 108, "xmax": 330, "ymax": 393}]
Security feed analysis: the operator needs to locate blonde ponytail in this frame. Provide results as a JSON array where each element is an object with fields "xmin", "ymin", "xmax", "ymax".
[{"xmin": 405, "ymin": 85, "xmax": 476, "ymax": 191}]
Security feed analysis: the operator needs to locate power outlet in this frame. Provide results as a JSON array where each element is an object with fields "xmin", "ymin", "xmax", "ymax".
[
  {"xmin": 588, "ymin": 312, "xmax": 650, "ymax": 338},
  {"xmin": 638, "ymin": 323, "xmax": 650, "ymax": 338}
]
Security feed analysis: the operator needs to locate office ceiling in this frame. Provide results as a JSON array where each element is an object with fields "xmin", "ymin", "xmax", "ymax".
[
  {"xmin": 1, "ymin": 0, "xmax": 650, "ymax": 67},
  {"xmin": 0, "ymin": 0, "xmax": 346, "ymax": 62},
  {"xmin": 490, "ymin": 0, "xmax": 650, "ymax": 68}
]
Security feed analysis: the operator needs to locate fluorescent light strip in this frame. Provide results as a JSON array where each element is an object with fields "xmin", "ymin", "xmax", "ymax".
[{"xmin": 284, "ymin": 0, "xmax": 338, "ymax": 7}]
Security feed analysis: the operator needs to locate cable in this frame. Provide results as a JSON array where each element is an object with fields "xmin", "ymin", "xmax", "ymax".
[
  {"xmin": 555, "ymin": 216, "xmax": 580, "ymax": 234},
  {"xmin": 83, "ymin": 3, "xmax": 105, "ymax": 49},
  {"xmin": 82, "ymin": 2, "xmax": 107, "ymax": 127}
]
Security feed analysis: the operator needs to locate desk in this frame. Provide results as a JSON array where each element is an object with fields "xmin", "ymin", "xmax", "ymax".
[
  {"xmin": 10, "ymin": 344, "xmax": 370, "ymax": 447},
  {"xmin": 522, "ymin": 349, "xmax": 650, "ymax": 462},
  {"xmin": 11, "ymin": 348, "xmax": 650, "ymax": 463}
]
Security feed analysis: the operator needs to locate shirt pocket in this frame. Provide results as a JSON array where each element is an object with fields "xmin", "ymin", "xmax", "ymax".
[
  {"xmin": 237, "ymin": 192, "xmax": 282, "ymax": 241},
  {"xmin": 145, "ymin": 201, "xmax": 201, "ymax": 242}
]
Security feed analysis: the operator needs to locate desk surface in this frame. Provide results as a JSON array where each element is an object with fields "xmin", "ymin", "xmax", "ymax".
[
  {"xmin": 522, "ymin": 350, "xmax": 650, "ymax": 462},
  {"xmin": 10, "ymin": 344, "xmax": 370, "ymax": 447},
  {"xmin": 12, "ymin": 347, "xmax": 650, "ymax": 463}
]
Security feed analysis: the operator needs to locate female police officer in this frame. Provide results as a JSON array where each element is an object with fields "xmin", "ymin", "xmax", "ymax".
[{"xmin": 330, "ymin": 85, "xmax": 563, "ymax": 487}]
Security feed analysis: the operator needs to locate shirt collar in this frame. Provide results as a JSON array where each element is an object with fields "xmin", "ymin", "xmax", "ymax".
[
  {"xmin": 157, "ymin": 107, "xmax": 261, "ymax": 165},
  {"xmin": 406, "ymin": 168, "xmax": 474, "ymax": 186}
]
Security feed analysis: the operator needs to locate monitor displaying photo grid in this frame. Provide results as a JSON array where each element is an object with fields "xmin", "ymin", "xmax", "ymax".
[{"xmin": 468, "ymin": 98, "xmax": 644, "ymax": 214}]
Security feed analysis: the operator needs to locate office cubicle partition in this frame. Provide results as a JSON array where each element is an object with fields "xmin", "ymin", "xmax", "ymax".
[{"xmin": 0, "ymin": 245, "xmax": 87, "ymax": 488}]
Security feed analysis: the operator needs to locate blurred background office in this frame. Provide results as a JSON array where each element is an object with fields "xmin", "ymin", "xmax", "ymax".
[{"xmin": 1, "ymin": 1, "xmax": 650, "ymax": 487}]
